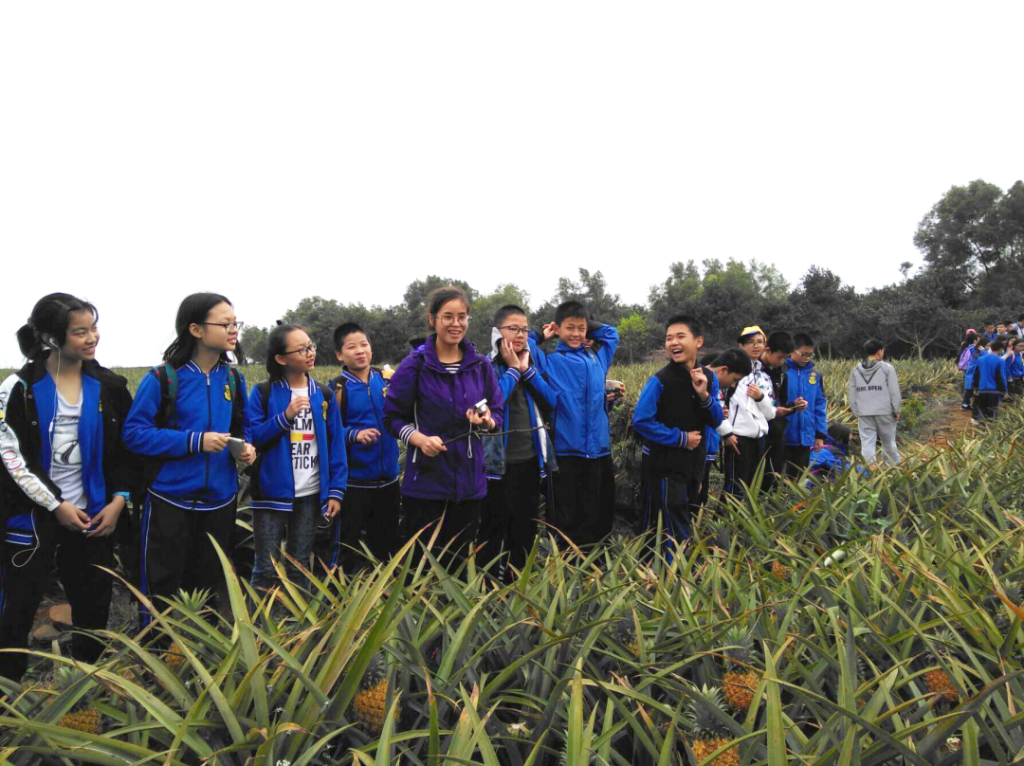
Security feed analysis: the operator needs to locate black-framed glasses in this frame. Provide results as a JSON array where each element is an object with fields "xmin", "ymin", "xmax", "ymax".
[
  {"xmin": 282, "ymin": 343, "xmax": 317, "ymax": 357},
  {"xmin": 499, "ymin": 325, "xmax": 530, "ymax": 336},
  {"xmin": 200, "ymin": 321, "xmax": 245, "ymax": 332},
  {"xmin": 795, "ymin": 350, "xmax": 814, "ymax": 359},
  {"xmin": 438, "ymin": 314, "xmax": 471, "ymax": 327}
]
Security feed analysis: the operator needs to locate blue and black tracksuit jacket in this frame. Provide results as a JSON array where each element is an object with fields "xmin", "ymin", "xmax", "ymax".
[
  {"xmin": 484, "ymin": 336, "xmax": 560, "ymax": 480},
  {"xmin": 0, "ymin": 360, "xmax": 134, "ymax": 546},
  {"xmin": 122, "ymin": 361, "xmax": 252, "ymax": 511},
  {"xmin": 973, "ymin": 353, "xmax": 1007, "ymax": 395},
  {"xmin": 327, "ymin": 368, "xmax": 400, "ymax": 489},
  {"xmin": 633, "ymin": 363, "xmax": 723, "ymax": 481},
  {"xmin": 530, "ymin": 322, "xmax": 619, "ymax": 459},
  {"xmin": 783, "ymin": 359, "xmax": 828, "ymax": 448}
]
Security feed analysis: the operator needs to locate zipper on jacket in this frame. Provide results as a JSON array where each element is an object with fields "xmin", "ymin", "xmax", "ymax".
[
  {"xmin": 584, "ymin": 352, "xmax": 591, "ymax": 458},
  {"xmin": 201, "ymin": 372, "xmax": 212, "ymax": 506},
  {"xmin": 449, "ymin": 374, "xmax": 460, "ymax": 501},
  {"xmin": 369, "ymin": 375, "xmax": 386, "ymax": 480}
]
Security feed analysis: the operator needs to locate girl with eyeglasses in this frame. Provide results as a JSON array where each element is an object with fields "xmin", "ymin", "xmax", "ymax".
[
  {"xmin": 383, "ymin": 286, "xmax": 503, "ymax": 568},
  {"xmin": 122, "ymin": 293, "xmax": 255, "ymax": 625},
  {"xmin": 246, "ymin": 324, "xmax": 346, "ymax": 591},
  {"xmin": 0, "ymin": 294, "xmax": 136, "ymax": 680}
]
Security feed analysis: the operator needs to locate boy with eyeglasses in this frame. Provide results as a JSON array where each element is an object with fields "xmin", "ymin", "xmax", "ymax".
[
  {"xmin": 531, "ymin": 300, "xmax": 619, "ymax": 546},
  {"xmin": 782, "ymin": 333, "xmax": 828, "ymax": 477},
  {"xmin": 480, "ymin": 305, "xmax": 559, "ymax": 579}
]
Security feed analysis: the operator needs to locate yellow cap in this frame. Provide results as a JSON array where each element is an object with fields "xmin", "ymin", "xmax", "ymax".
[{"xmin": 740, "ymin": 325, "xmax": 765, "ymax": 338}]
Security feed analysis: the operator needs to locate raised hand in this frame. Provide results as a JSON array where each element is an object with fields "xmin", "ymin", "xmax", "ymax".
[
  {"xmin": 500, "ymin": 338, "xmax": 520, "ymax": 369},
  {"xmin": 518, "ymin": 348, "xmax": 531, "ymax": 372},
  {"xmin": 286, "ymin": 395, "xmax": 311, "ymax": 420},
  {"xmin": 691, "ymin": 367, "xmax": 708, "ymax": 398}
]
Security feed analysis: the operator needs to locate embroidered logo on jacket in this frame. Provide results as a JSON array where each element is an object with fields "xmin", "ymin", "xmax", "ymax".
[
  {"xmin": 808, "ymin": 373, "xmax": 817, "ymax": 385},
  {"xmin": 322, "ymin": 401, "xmax": 329, "ymax": 421},
  {"xmin": 224, "ymin": 384, "xmax": 232, "ymax": 401}
]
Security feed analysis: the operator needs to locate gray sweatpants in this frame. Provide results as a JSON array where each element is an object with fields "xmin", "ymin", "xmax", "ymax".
[{"xmin": 858, "ymin": 414, "xmax": 900, "ymax": 465}]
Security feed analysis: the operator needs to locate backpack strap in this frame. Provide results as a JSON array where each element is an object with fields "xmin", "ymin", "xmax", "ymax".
[
  {"xmin": 152, "ymin": 363, "xmax": 178, "ymax": 428},
  {"xmin": 227, "ymin": 367, "xmax": 245, "ymax": 439},
  {"xmin": 142, "ymin": 363, "xmax": 178, "ymax": 492},
  {"xmin": 333, "ymin": 375, "xmax": 348, "ymax": 420}
]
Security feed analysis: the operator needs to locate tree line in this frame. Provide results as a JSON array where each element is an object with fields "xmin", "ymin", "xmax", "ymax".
[{"xmin": 241, "ymin": 179, "xmax": 1024, "ymax": 365}]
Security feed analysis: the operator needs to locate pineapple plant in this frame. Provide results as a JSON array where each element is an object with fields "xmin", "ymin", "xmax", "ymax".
[
  {"xmin": 722, "ymin": 628, "xmax": 760, "ymax": 713},
  {"xmin": 611, "ymin": 613, "xmax": 641, "ymax": 656},
  {"xmin": 352, "ymin": 652, "xmax": 397, "ymax": 734},
  {"xmin": 685, "ymin": 685, "xmax": 739, "ymax": 766}
]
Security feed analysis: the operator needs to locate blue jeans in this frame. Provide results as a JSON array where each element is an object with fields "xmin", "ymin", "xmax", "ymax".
[{"xmin": 251, "ymin": 494, "xmax": 319, "ymax": 591}]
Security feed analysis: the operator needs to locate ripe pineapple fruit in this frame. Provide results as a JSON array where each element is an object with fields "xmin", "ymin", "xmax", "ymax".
[
  {"xmin": 58, "ymin": 706, "xmax": 102, "ymax": 734},
  {"xmin": 162, "ymin": 643, "xmax": 188, "ymax": 671},
  {"xmin": 48, "ymin": 667, "xmax": 103, "ymax": 734},
  {"xmin": 722, "ymin": 628, "xmax": 760, "ymax": 713},
  {"xmin": 770, "ymin": 560, "xmax": 792, "ymax": 580},
  {"xmin": 686, "ymin": 685, "xmax": 739, "ymax": 766},
  {"xmin": 923, "ymin": 633, "xmax": 960, "ymax": 704},
  {"xmin": 352, "ymin": 652, "xmax": 397, "ymax": 734}
]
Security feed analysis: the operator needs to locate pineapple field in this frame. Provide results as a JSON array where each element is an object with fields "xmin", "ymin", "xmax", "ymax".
[{"xmin": 6, "ymin": 359, "xmax": 1024, "ymax": 764}]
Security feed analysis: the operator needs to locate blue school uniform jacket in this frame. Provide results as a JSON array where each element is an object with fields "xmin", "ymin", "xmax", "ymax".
[
  {"xmin": 122, "ymin": 361, "xmax": 252, "ymax": 511},
  {"xmin": 1005, "ymin": 352, "xmax": 1024, "ymax": 380},
  {"xmin": 327, "ymin": 368, "xmax": 400, "ymax": 488},
  {"xmin": 783, "ymin": 359, "xmax": 828, "ymax": 448},
  {"xmin": 972, "ymin": 353, "xmax": 1007, "ymax": 395},
  {"xmin": 0, "ymin": 361, "xmax": 134, "ymax": 545},
  {"xmin": 483, "ymin": 333, "xmax": 559, "ymax": 479},
  {"xmin": 633, "ymin": 363, "xmax": 723, "ymax": 480},
  {"xmin": 530, "ymin": 322, "xmax": 619, "ymax": 459},
  {"xmin": 964, "ymin": 349, "xmax": 987, "ymax": 389},
  {"xmin": 247, "ymin": 376, "xmax": 347, "ymax": 512}
]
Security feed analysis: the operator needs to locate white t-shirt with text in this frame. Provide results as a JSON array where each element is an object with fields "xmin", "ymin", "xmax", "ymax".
[
  {"xmin": 290, "ymin": 388, "xmax": 320, "ymax": 498},
  {"xmin": 50, "ymin": 391, "xmax": 86, "ymax": 510}
]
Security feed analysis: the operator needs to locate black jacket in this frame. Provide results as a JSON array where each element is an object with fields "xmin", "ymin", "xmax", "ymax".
[{"xmin": 0, "ymin": 359, "xmax": 135, "ymax": 527}]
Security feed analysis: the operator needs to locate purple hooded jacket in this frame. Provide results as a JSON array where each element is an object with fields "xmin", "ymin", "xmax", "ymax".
[{"xmin": 384, "ymin": 337, "xmax": 504, "ymax": 502}]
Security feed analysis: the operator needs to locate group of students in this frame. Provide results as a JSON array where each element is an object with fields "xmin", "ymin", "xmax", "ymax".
[
  {"xmin": 0, "ymin": 288, "xmax": 903, "ymax": 682},
  {"xmin": 957, "ymin": 318, "xmax": 1024, "ymax": 421},
  {"xmin": 0, "ymin": 288, "xmax": 625, "ymax": 681}
]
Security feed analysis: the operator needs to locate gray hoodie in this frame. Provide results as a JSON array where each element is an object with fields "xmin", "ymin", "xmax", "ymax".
[{"xmin": 848, "ymin": 359, "xmax": 901, "ymax": 418}]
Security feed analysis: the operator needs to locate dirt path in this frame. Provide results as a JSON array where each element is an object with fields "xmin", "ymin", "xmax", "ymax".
[{"xmin": 923, "ymin": 399, "xmax": 973, "ymax": 449}]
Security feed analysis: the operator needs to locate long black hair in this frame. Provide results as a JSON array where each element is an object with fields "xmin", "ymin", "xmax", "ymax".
[
  {"xmin": 163, "ymin": 292, "xmax": 241, "ymax": 369},
  {"xmin": 17, "ymin": 293, "xmax": 98, "ymax": 361},
  {"xmin": 265, "ymin": 323, "xmax": 304, "ymax": 382}
]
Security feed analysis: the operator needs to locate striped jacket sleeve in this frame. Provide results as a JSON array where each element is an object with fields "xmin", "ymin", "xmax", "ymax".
[{"xmin": 0, "ymin": 374, "xmax": 62, "ymax": 511}]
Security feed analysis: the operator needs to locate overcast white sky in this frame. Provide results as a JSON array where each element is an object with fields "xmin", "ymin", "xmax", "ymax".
[{"xmin": 2, "ymin": 2, "xmax": 1020, "ymax": 367}]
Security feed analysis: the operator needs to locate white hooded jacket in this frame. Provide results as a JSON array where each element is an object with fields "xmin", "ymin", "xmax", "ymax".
[{"xmin": 718, "ymin": 361, "xmax": 776, "ymax": 439}]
